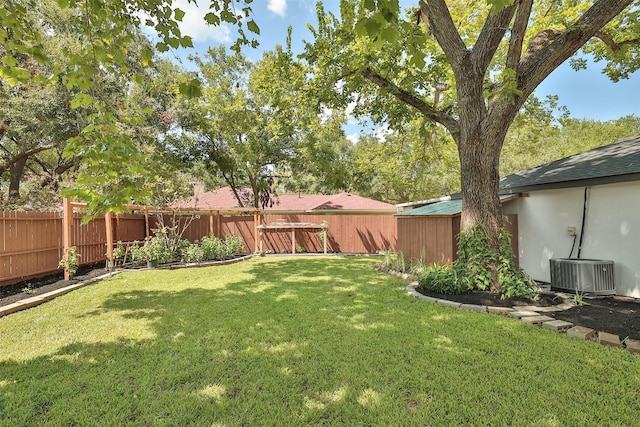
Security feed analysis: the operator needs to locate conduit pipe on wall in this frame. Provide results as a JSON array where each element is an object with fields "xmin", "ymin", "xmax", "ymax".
[{"xmin": 576, "ymin": 187, "xmax": 589, "ymax": 259}]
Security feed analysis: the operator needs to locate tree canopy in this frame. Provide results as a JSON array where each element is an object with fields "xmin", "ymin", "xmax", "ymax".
[{"xmin": 303, "ymin": 0, "xmax": 640, "ymax": 290}]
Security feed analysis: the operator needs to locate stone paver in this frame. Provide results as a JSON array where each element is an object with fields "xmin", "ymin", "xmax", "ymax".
[
  {"xmin": 542, "ymin": 320, "xmax": 574, "ymax": 332},
  {"xmin": 624, "ymin": 338, "xmax": 640, "ymax": 354},
  {"xmin": 598, "ymin": 332, "xmax": 621, "ymax": 348},
  {"xmin": 508, "ymin": 310, "xmax": 539, "ymax": 319},
  {"xmin": 567, "ymin": 326, "xmax": 596, "ymax": 341},
  {"xmin": 521, "ymin": 315, "xmax": 555, "ymax": 325},
  {"xmin": 487, "ymin": 306, "xmax": 513, "ymax": 315}
]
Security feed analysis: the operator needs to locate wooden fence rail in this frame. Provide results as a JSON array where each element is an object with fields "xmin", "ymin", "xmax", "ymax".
[{"xmin": 1, "ymin": 208, "xmax": 397, "ymax": 288}]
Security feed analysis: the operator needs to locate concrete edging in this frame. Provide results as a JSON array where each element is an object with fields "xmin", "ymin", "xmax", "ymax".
[
  {"xmin": 0, "ymin": 254, "xmax": 255, "ymax": 318},
  {"xmin": 405, "ymin": 282, "xmax": 639, "ymax": 356}
]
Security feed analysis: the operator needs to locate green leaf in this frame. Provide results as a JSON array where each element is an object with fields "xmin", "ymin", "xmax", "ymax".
[
  {"xmin": 174, "ymin": 8, "xmax": 185, "ymax": 21},
  {"xmin": 365, "ymin": 19, "xmax": 381, "ymax": 38},
  {"xmin": 247, "ymin": 20, "xmax": 260, "ymax": 35},
  {"xmin": 179, "ymin": 78, "xmax": 202, "ymax": 98},
  {"xmin": 204, "ymin": 12, "xmax": 219, "ymax": 25},
  {"xmin": 156, "ymin": 42, "xmax": 170, "ymax": 53},
  {"xmin": 180, "ymin": 36, "xmax": 193, "ymax": 48},
  {"xmin": 70, "ymin": 93, "xmax": 94, "ymax": 109}
]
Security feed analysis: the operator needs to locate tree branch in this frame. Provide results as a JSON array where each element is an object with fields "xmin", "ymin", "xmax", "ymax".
[
  {"xmin": 506, "ymin": 0, "xmax": 533, "ymax": 71},
  {"xmin": 471, "ymin": 3, "xmax": 517, "ymax": 72},
  {"xmin": 594, "ymin": 30, "xmax": 640, "ymax": 51},
  {"xmin": 361, "ymin": 67, "xmax": 459, "ymax": 138},
  {"xmin": 419, "ymin": 0, "xmax": 467, "ymax": 71},
  {"xmin": 0, "ymin": 145, "xmax": 55, "ymax": 176},
  {"xmin": 518, "ymin": 0, "xmax": 635, "ymax": 99}
]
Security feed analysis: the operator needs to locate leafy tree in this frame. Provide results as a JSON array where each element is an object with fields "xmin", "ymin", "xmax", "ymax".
[
  {"xmin": 349, "ymin": 122, "xmax": 459, "ymax": 204},
  {"xmin": 176, "ymin": 45, "xmax": 350, "ymax": 208},
  {"xmin": 1, "ymin": 0, "xmax": 258, "ymax": 214},
  {"xmin": 304, "ymin": 0, "xmax": 640, "ymax": 290},
  {"xmin": 281, "ymin": 113, "xmax": 353, "ymax": 195}
]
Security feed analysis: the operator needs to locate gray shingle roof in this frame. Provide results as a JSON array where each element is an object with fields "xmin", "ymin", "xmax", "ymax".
[{"xmin": 499, "ymin": 134, "xmax": 640, "ymax": 193}]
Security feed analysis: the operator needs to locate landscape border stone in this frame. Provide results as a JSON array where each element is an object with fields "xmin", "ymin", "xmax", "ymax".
[
  {"xmin": 404, "ymin": 282, "xmax": 637, "ymax": 356},
  {"xmin": 0, "ymin": 254, "xmax": 254, "ymax": 319}
]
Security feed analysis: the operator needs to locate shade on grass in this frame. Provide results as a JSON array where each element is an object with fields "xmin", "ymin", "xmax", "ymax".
[{"xmin": 0, "ymin": 256, "xmax": 639, "ymax": 425}]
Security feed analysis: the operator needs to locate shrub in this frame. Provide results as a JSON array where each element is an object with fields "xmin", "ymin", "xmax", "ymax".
[
  {"xmin": 183, "ymin": 242, "xmax": 206, "ymax": 263},
  {"xmin": 201, "ymin": 235, "xmax": 225, "ymax": 259},
  {"xmin": 417, "ymin": 263, "xmax": 470, "ymax": 295},
  {"xmin": 376, "ymin": 248, "xmax": 409, "ymax": 273},
  {"xmin": 454, "ymin": 223, "xmax": 538, "ymax": 299},
  {"xmin": 224, "ymin": 234, "xmax": 245, "ymax": 256},
  {"xmin": 59, "ymin": 246, "xmax": 81, "ymax": 277}
]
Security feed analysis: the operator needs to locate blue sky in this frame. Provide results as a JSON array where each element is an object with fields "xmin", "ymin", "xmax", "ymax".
[{"xmin": 168, "ymin": 0, "xmax": 640, "ymax": 122}]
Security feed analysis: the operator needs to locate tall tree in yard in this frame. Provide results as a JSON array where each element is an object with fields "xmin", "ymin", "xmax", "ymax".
[{"xmin": 305, "ymin": 0, "xmax": 640, "ymax": 290}]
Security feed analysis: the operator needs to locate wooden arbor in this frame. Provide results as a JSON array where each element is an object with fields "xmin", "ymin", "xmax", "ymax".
[{"xmin": 257, "ymin": 221, "xmax": 328, "ymax": 255}]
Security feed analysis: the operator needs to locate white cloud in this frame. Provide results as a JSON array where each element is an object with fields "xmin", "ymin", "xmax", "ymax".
[
  {"xmin": 268, "ymin": 0, "xmax": 287, "ymax": 17},
  {"xmin": 139, "ymin": 0, "xmax": 231, "ymax": 44},
  {"xmin": 346, "ymin": 133, "xmax": 359, "ymax": 144},
  {"xmin": 174, "ymin": 0, "xmax": 232, "ymax": 43}
]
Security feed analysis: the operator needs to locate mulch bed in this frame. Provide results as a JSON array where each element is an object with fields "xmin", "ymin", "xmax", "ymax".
[
  {"xmin": 0, "ymin": 265, "xmax": 110, "ymax": 308},
  {"xmin": 416, "ymin": 287, "xmax": 640, "ymax": 341}
]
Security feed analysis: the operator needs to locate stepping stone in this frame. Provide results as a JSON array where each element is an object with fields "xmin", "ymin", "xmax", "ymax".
[
  {"xmin": 567, "ymin": 326, "xmax": 596, "ymax": 341},
  {"xmin": 521, "ymin": 315, "xmax": 555, "ymax": 325},
  {"xmin": 509, "ymin": 310, "xmax": 539, "ymax": 319},
  {"xmin": 623, "ymin": 338, "xmax": 640, "ymax": 354},
  {"xmin": 461, "ymin": 304, "xmax": 486, "ymax": 313},
  {"xmin": 487, "ymin": 306, "xmax": 513, "ymax": 315},
  {"xmin": 598, "ymin": 332, "xmax": 621, "ymax": 348},
  {"xmin": 542, "ymin": 320, "xmax": 574, "ymax": 332},
  {"xmin": 516, "ymin": 306, "xmax": 543, "ymax": 311}
]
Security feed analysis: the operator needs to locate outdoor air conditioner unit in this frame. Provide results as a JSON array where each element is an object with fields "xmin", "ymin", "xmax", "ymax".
[{"xmin": 549, "ymin": 258, "xmax": 616, "ymax": 295}]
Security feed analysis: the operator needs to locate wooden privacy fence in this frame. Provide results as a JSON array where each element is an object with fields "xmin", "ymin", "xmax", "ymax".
[
  {"xmin": 1, "ymin": 206, "xmax": 397, "ymax": 287},
  {"xmin": 158, "ymin": 212, "xmax": 397, "ymax": 254},
  {"xmin": 396, "ymin": 213, "xmax": 518, "ymax": 265},
  {"xmin": 0, "ymin": 210, "xmax": 147, "ymax": 287}
]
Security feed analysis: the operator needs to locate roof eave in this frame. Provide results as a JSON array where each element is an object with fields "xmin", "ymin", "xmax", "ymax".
[{"xmin": 500, "ymin": 172, "xmax": 640, "ymax": 194}]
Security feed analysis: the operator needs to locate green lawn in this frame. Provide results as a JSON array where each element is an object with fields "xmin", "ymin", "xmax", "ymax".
[{"xmin": 1, "ymin": 256, "xmax": 639, "ymax": 425}]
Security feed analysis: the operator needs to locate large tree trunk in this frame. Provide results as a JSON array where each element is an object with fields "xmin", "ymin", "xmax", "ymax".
[
  {"xmin": 8, "ymin": 156, "xmax": 27, "ymax": 202},
  {"xmin": 458, "ymin": 137, "xmax": 503, "ymax": 235}
]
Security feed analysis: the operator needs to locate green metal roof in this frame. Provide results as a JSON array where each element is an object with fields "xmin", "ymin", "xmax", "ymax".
[{"xmin": 396, "ymin": 195, "xmax": 516, "ymax": 217}]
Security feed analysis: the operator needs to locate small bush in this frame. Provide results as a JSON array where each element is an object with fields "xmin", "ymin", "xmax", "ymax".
[
  {"xmin": 201, "ymin": 235, "xmax": 225, "ymax": 259},
  {"xmin": 224, "ymin": 234, "xmax": 245, "ymax": 256},
  {"xmin": 417, "ymin": 263, "xmax": 471, "ymax": 295},
  {"xmin": 376, "ymin": 248, "xmax": 409, "ymax": 273},
  {"xmin": 183, "ymin": 242, "xmax": 206, "ymax": 263}
]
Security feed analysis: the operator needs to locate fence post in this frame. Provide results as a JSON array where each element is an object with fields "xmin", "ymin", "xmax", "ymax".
[
  {"xmin": 105, "ymin": 212, "xmax": 114, "ymax": 269},
  {"xmin": 144, "ymin": 207, "xmax": 150, "ymax": 238},
  {"xmin": 253, "ymin": 211, "xmax": 259, "ymax": 253},
  {"xmin": 62, "ymin": 198, "xmax": 73, "ymax": 280}
]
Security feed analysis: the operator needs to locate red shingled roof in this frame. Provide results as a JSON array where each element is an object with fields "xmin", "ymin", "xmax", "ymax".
[{"xmin": 173, "ymin": 186, "xmax": 395, "ymax": 211}]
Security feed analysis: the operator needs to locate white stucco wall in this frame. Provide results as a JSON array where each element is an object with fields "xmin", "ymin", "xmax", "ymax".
[{"xmin": 502, "ymin": 182, "xmax": 640, "ymax": 298}]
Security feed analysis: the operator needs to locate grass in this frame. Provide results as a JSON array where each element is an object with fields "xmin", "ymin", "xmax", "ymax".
[{"xmin": 1, "ymin": 256, "xmax": 639, "ymax": 425}]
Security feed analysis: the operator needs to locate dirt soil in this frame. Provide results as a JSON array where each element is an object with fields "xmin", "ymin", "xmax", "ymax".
[
  {"xmin": 417, "ymin": 288, "xmax": 640, "ymax": 341},
  {"xmin": 0, "ymin": 265, "xmax": 112, "ymax": 308}
]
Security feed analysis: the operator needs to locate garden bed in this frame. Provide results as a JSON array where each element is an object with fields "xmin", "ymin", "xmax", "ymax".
[{"xmin": 415, "ymin": 286, "xmax": 640, "ymax": 341}]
